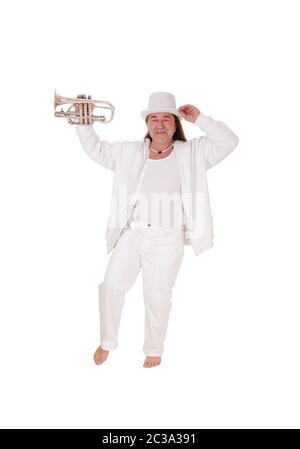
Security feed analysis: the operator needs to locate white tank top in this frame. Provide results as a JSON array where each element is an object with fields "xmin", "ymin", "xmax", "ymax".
[{"xmin": 128, "ymin": 150, "xmax": 184, "ymax": 229}]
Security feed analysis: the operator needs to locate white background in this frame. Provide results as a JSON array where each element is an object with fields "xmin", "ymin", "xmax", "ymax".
[{"xmin": 0, "ymin": 0, "xmax": 299, "ymax": 429}]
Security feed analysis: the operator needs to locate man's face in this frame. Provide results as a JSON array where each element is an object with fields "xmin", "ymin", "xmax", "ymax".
[{"xmin": 147, "ymin": 112, "xmax": 176, "ymax": 144}]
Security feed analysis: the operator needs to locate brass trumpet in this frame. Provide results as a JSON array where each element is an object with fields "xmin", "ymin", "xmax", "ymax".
[{"xmin": 54, "ymin": 90, "xmax": 115, "ymax": 125}]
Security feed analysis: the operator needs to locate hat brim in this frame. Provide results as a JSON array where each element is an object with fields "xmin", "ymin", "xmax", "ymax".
[{"xmin": 141, "ymin": 108, "xmax": 182, "ymax": 121}]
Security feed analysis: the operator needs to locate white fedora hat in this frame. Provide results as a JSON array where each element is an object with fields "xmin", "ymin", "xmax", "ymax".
[{"xmin": 141, "ymin": 91, "xmax": 182, "ymax": 121}]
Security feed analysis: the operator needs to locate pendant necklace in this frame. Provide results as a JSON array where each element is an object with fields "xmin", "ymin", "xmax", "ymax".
[{"xmin": 149, "ymin": 142, "xmax": 174, "ymax": 154}]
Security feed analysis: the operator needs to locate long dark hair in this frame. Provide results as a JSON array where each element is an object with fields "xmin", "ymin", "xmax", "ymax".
[{"xmin": 144, "ymin": 115, "xmax": 187, "ymax": 142}]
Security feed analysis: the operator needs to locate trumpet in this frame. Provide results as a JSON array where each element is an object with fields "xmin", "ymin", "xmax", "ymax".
[{"xmin": 54, "ymin": 90, "xmax": 115, "ymax": 125}]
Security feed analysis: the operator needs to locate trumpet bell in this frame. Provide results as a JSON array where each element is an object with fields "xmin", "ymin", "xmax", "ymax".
[{"xmin": 54, "ymin": 90, "xmax": 115, "ymax": 125}]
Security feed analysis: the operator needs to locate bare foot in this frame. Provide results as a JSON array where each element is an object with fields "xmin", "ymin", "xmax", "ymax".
[
  {"xmin": 94, "ymin": 346, "xmax": 109, "ymax": 365},
  {"xmin": 143, "ymin": 356, "xmax": 161, "ymax": 368}
]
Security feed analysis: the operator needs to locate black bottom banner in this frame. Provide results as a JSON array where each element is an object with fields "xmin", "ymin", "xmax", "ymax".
[{"xmin": 0, "ymin": 429, "xmax": 299, "ymax": 447}]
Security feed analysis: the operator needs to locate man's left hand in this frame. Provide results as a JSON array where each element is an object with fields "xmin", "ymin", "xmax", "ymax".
[{"xmin": 178, "ymin": 104, "xmax": 200, "ymax": 123}]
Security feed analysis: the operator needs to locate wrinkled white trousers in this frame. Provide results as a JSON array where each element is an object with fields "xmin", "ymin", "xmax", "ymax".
[{"xmin": 98, "ymin": 224, "xmax": 185, "ymax": 356}]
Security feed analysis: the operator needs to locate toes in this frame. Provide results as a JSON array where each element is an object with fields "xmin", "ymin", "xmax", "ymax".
[
  {"xmin": 94, "ymin": 354, "xmax": 103, "ymax": 364},
  {"xmin": 94, "ymin": 349, "xmax": 108, "ymax": 365},
  {"xmin": 143, "ymin": 357, "xmax": 161, "ymax": 368}
]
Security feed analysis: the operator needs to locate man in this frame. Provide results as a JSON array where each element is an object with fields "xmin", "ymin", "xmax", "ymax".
[{"xmin": 76, "ymin": 92, "xmax": 239, "ymax": 368}]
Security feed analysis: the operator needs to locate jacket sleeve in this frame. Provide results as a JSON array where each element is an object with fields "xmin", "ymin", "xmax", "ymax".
[
  {"xmin": 76, "ymin": 124, "xmax": 122, "ymax": 172},
  {"xmin": 193, "ymin": 113, "xmax": 239, "ymax": 170}
]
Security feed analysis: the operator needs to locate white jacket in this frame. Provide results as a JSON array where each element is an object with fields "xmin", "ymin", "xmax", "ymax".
[{"xmin": 76, "ymin": 113, "xmax": 239, "ymax": 256}]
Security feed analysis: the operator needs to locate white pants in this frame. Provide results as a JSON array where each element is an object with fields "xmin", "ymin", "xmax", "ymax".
[{"xmin": 98, "ymin": 225, "xmax": 185, "ymax": 356}]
